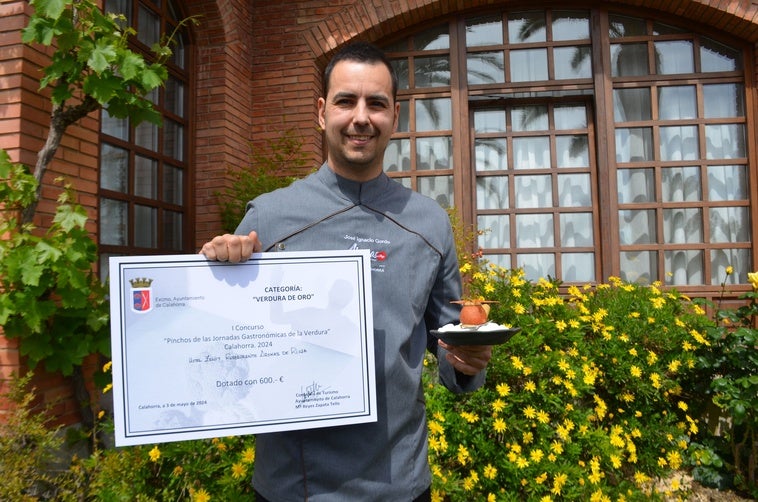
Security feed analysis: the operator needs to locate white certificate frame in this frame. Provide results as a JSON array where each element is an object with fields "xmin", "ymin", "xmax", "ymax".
[{"xmin": 109, "ymin": 251, "xmax": 375, "ymax": 446}]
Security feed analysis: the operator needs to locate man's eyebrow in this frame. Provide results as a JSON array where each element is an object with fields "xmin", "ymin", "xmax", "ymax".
[{"xmin": 331, "ymin": 91, "xmax": 390, "ymax": 104}]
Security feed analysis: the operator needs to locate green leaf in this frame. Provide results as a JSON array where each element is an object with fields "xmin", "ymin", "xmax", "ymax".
[
  {"xmin": 88, "ymin": 39, "xmax": 118, "ymax": 73},
  {"xmin": 30, "ymin": 0, "xmax": 69, "ymax": 20},
  {"xmin": 119, "ymin": 51, "xmax": 145, "ymax": 81}
]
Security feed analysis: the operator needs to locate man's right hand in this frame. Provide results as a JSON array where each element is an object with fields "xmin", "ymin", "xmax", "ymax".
[{"xmin": 199, "ymin": 231, "xmax": 261, "ymax": 262}]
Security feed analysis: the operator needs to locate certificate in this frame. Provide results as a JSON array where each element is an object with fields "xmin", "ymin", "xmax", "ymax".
[{"xmin": 109, "ymin": 251, "xmax": 375, "ymax": 446}]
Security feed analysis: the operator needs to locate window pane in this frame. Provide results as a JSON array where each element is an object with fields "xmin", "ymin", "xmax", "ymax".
[
  {"xmin": 518, "ymin": 253, "xmax": 555, "ymax": 281},
  {"xmin": 478, "ymin": 214, "xmax": 509, "ymax": 248},
  {"xmin": 560, "ymin": 213, "xmax": 593, "ymax": 246},
  {"xmin": 418, "ymin": 175, "xmax": 453, "ymax": 208},
  {"xmin": 663, "ymin": 208, "xmax": 702, "ymax": 243},
  {"xmin": 100, "ymin": 143, "xmax": 128, "ymax": 192},
  {"xmin": 700, "ymin": 38, "xmax": 741, "ymax": 72},
  {"xmin": 703, "ymin": 84, "xmax": 744, "ymax": 118},
  {"xmin": 100, "ymin": 198, "xmax": 127, "ymax": 245},
  {"xmin": 134, "ymin": 204, "xmax": 157, "ymax": 247},
  {"xmin": 165, "ymin": 76, "xmax": 185, "ymax": 117},
  {"xmin": 562, "ymin": 253, "xmax": 595, "ymax": 282},
  {"xmin": 658, "ymin": 86, "xmax": 696, "ymax": 120},
  {"xmin": 384, "ymin": 139, "xmax": 411, "ymax": 172},
  {"xmin": 416, "ymin": 98, "xmax": 451, "ymax": 130},
  {"xmin": 660, "ymin": 126, "xmax": 698, "ymax": 161},
  {"xmin": 618, "ymin": 209, "xmax": 656, "ymax": 244},
  {"xmin": 137, "ymin": 4, "xmax": 160, "ymax": 47},
  {"xmin": 655, "ymin": 41, "xmax": 694, "ymax": 74},
  {"xmin": 163, "ymin": 119, "xmax": 184, "ymax": 161},
  {"xmin": 163, "ymin": 210, "xmax": 183, "ymax": 250},
  {"xmin": 513, "ymin": 137, "xmax": 550, "ymax": 169},
  {"xmin": 170, "ymin": 29, "xmax": 186, "ymax": 69},
  {"xmin": 557, "ymin": 173, "xmax": 590, "ymax": 206},
  {"xmin": 413, "ymin": 24, "xmax": 449, "ymax": 50},
  {"xmin": 609, "ymin": 15, "xmax": 646, "ymax": 37},
  {"xmin": 618, "ymin": 168, "xmax": 654, "ymax": 203},
  {"xmin": 620, "ymin": 251, "xmax": 657, "ymax": 284},
  {"xmin": 414, "ymin": 56, "xmax": 450, "ymax": 87},
  {"xmin": 556, "ymin": 135, "xmax": 589, "ymax": 168},
  {"xmin": 477, "ymin": 175, "xmax": 509, "ymax": 209},
  {"xmin": 475, "ymin": 139, "xmax": 508, "ymax": 171},
  {"xmin": 662, "ymin": 166, "xmax": 701, "ymax": 202},
  {"xmin": 466, "ymin": 16, "xmax": 503, "ymax": 47},
  {"xmin": 611, "ymin": 43, "xmax": 648, "ymax": 77},
  {"xmin": 554, "ymin": 46, "xmax": 592, "ymax": 79},
  {"xmin": 615, "ymin": 127, "xmax": 653, "ymax": 162},
  {"xmin": 135, "ymin": 121, "xmax": 158, "ymax": 151},
  {"xmin": 391, "ymin": 59, "xmax": 410, "ymax": 90},
  {"xmin": 101, "ymin": 110, "xmax": 129, "ymax": 140},
  {"xmin": 512, "ymin": 106, "xmax": 548, "ymax": 131},
  {"xmin": 707, "ymin": 165, "xmax": 747, "ymax": 201},
  {"xmin": 664, "ymin": 250, "xmax": 703, "ymax": 285},
  {"xmin": 613, "ymin": 88, "xmax": 651, "ymax": 122},
  {"xmin": 397, "ymin": 101, "xmax": 410, "ymax": 132},
  {"xmin": 552, "ymin": 11, "xmax": 589, "ymax": 41},
  {"xmin": 474, "ymin": 110, "xmax": 506, "ymax": 133},
  {"xmin": 134, "ymin": 155, "xmax": 157, "ymax": 198},
  {"xmin": 710, "ymin": 207, "xmax": 749, "ymax": 243},
  {"xmin": 416, "ymin": 137, "xmax": 452, "ymax": 170},
  {"xmin": 517, "ymin": 214, "xmax": 554, "ymax": 247},
  {"xmin": 515, "ymin": 175, "xmax": 552, "ymax": 208},
  {"xmin": 510, "ymin": 48, "xmax": 548, "ymax": 82},
  {"xmin": 163, "ymin": 165, "xmax": 183, "ymax": 205},
  {"xmin": 705, "ymin": 124, "xmax": 746, "ymax": 159},
  {"xmin": 711, "ymin": 249, "xmax": 750, "ymax": 285},
  {"xmin": 508, "ymin": 12, "xmax": 546, "ymax": 43},
  {"xmin": 467, "ymin": 52, "xmax": 505, "ymax": 85},
  {"xmin": 554, "ymin": 105, "xmax": 586, "ymax": 129}
]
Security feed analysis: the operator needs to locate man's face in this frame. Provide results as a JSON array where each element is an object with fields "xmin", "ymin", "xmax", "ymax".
[{"xmin": 318, "ymin": 60, "xmax": 399, "ymax": 182}]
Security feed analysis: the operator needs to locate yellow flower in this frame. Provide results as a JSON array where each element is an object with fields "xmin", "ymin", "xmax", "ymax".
[
  {"xmin": 524, "ymin": 380, "xmax": 536, "ymax": 392},
  {"xmin": 97, "ymin": 410, "xmax": 105, "ymax": 420},
  {"xmin": 172, "ymin": 465, "xmax": 183, "ymax": 476},
  {"xmin": 630, "ymin": 365, "xmax": 642, "ymax": 378},
  {"xmin": 191, "ymin": 488, "xmax": 211, "ymax": 502},
  {"xmin": 748, "ymin": 271, "xmax": 758, "ymax": 290},
  {"xmin": 231, "ymin": 462, "xmax": 247, "ymax": 479},
  {"xmin": 493, "ymin": 417, "xmax": 507, "ymax": 433},
  {"xmin": 148, "ymin": 446, "xmax": 161, "ymax": 462},
  {"xmin": 496, "ymin": 382, "xmax": 510, "ymax": 396},
  {"xmin": 241, "ymin": 447, "xmax": 256, "ymax": 464},
  {"xmin": 491, "ymin": 399, "xmax": 505, "ymax": 413},
  {"xmin": 102, "ymin": 383, "xmax": 113, "ymax": 394},
  {"xmin": 102, "ymin": 361, "xmax": 113, "ymax": 372},
  {"xmin": 726, "ymin": 265, "xmax": 734, "ymax": 275},
  {"xmin": 524, "ymin": 406, "xmax": 537, "ymax": 419},
  {"xmin": 483, "ymin": 463, "xmax": 498, "ymax": 479},
  {"xmin": 460, "ymin": 411, "xmax": 479, "ymax": 423}
]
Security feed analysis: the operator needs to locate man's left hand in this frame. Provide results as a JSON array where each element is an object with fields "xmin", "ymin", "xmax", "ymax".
[{"xmin": 439, "ymin": 341, "xmax": 492, "ymax": 376}]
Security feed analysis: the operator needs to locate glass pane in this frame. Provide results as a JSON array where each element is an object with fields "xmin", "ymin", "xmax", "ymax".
[
  {"xmin": 413, "ymin": 24, "xmax": 449, "ymax": 50},
  {"xmin": 609, "ymin": 15, "xmax": 646, "ymax": 37},
  {"xmin": 163, "ymin": 165, "xmax": 183, "ymax": 205},
  {"xmin": 515, "ymin": 175, "xmax": 552, "ymax": 208},
  {"xmin": 620, "ymin": 251, "xmax": 656, "ymax": 284},
  {"xmin": 613, "ymin": 88, "xmax": 651, "ymax": 122},
  {"xmin": 560, "ymin": 213, "xmax": 593, "ymax": 246},
  {"xmin": 466, "ymin": 16, "xmax": 503, "ymax": 47},
  {"xmin": 554, "ymin": 46, "xmax": 592, "ymax": 79},
  {"xmin": 512, "ymin": 106, "xmax": 548, "ymax": 131},
  {"xmin": 475, "ymin": 139, "xmax": 508, "ymax": 172},
  {"xmin": 710, "ymin": 207, "xmax": 749, "ymax": 243},
  {"xmin": 163, "ymin": 210, "xmax": 183, "ymax": 250},
  {"xmin": 101, "ymin": 110, "xmax": 129, "ymax": 140},
  {"xmin": 611, "ymin": 43, "xmax": 648, "ymax": 77},
  {"xmin": 478, "ymin": 215, "xmax": 509, "ymax": 248},
  {"xmin": 474, "ymin": 110, "xmax": 506, "ymax": 133},
  {"xmin": 170, "ymin": 29, "xmax": 186, "ymax": 69},
  {"xmin": 700, "ymin": 38, "xmax": 741, "ymax": 72},
  {"xmin": 467, "ymin": 52, "xmax": 505, "ymax": 85},
  {"xmin": 660, "ymin": 126, "xmax": 698, "ymax": 161},
  {"xmin": 135, "ymin": 121, "xmax": 158, "ymax": 151},
  {"xmin": 562, "ymin": 253, "xmax": 595, "ymax": 282},
  {"xmin": 397, "ymin": 101, "xmax": 409, "ymax": 132},
  {"xmin": 100, "ymin": 143, "xmax": 128, "ymax": 192},
  {"xmin": 165, "ymin": 76, "xmax": 185, "ymax": 117},
  {"xmin": 710, "ymin": 249, "xmax": 750, "ymax": 285},
  {"xmin": 391, "ymin": 59, "xmax": 409, "ymax": 90},
  {"xmin": 658, "ymin": 86, "xmax": 696, "ymax": 120},
  {"xmin": 105, "ymin": 0, "xmax": 131, "ymax": 24},
  {"xmin": 552, "ymin": 11, "xmax": 589, "ymax": 41},
  {"xmin": 100, "ymin": 198, "xmax": 127, "ymax": 246},
  {"xmin": 554, "ymin": 105, "xmax": 586, "ymax": 129},
  {"xmin": 557, "ymin": 173, "xmax": 590, "ymax": 206},
  {"xmin": 707, "ymin": 165, "xmax": 747, "ymax": 201},
  {"xmin": 384, "ymin": 139, "xmax": 411, "ymax": 172},
  {"xmin": 618, "ymin": 209, "xmax": 656, "ymax": 244},
  {"xmin": 134, "ymin": 204, "xmax": 157, "ymax": 248},
  {"xmin": 416, "ymin": 98, "xmax": 451, "ymax": 131},
  {"xmin": 513, "ymin": 137, "xmax": 550, "ymax": 169},
  {"xmin": 485, "ymin": 254, "xmax": 511, "ymax": 270},
  {"xmin": 137, "ymin": 4, "xmax": 160, "ymax": 47},
  {"xmin": 416, "ymin": 137, "xmax": 452, "ymax": 170},
  {"xmin": 518, "ymin": 253, "xmax": 555, "ymax": 282},
  {"xmin": 508, "ymin": 12, "xmax": 546, "ymax": 43},
  {"xmin": 134, "ymin": 155, "xmax": 157, "ymax": 198},
  {"xmin": 418, "ymin": 175, "xmax": 453, "ymax": 208},
  {"xmin": 703, "ymin": 84, "xmax": 745, "ymax": 118},
  {"xmin": 664, "ymin": 250, "xmax": 703, "ymax": 286},
  {"xmin": 618, "ymin": 168, "xmax": 654, "ymax": 203},
  {"xmin": 653, "ymin": 22, "xmax": 685, "ymax": 35},
  {"xmin": 414, "ymin": 56, "xmax": 450, "ymax": 87},
  {"xmin": 163, "ymin": 119, "xmax": 184, "ymax": 161},
  {"xmin": 655, "ymin": 41, "xmax": 694, "ymax": 74},
  {"xmin": 663, "ymin": 208, "xmax": 703, "ymax": 243},
  {"xmin": 661, "ymin": 166, "xmax": 701, "ymax": 202},
  {"xmin": 615, "ymin": 127, "xmax": 653, "ymax": 162},
  {"xmin": 705, "ymin": 124, "xmax": 746, "ymax": 159},
  {"xmin": 510, "ymin": 48, "xmax": 548, "ymax": 82},
  {"xmin": 556, "ymin": 135, "xmax": 589, "ymax": 168},
  {"xmin": 476, "ymin": 176, "xmax": 509, "ymax": 209},
  {"xmin": 517, "ymin": 214, "xmax": 554, "ymax": 247}
]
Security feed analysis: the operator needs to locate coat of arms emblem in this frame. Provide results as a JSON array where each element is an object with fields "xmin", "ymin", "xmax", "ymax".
[{"xmin": 129, "ymin": 277, "xmax": 154, "ymax": 313}]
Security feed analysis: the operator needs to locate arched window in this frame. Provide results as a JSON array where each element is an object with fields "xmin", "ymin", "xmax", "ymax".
[
  {"xmin": 99, "ymin": 0, "xmax": 191, "ymax": 274},
  {"xmin": 383, "ymin": 8, "xmax": 751, "ymax": 292}
]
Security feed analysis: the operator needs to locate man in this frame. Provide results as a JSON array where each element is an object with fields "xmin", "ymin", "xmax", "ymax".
[{"xmin": 201, "ymin": 41, "xmax": 492, "ymax": 501}]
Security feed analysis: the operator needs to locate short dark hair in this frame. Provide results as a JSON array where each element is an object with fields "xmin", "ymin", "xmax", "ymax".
[{"xmin": 323, "ymin": 41, "xmax": 398, "ymax": 100}]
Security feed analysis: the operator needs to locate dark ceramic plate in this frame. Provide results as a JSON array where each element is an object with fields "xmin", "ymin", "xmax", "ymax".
[{"xmin": 430, "ymin": 327, "xmax": 521, "ymax": 346}]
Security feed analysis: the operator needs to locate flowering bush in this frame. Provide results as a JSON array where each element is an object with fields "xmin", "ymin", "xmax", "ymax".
[{"xmin": 425, "ymin": 264, "xmax": 715, "ymax": 501}]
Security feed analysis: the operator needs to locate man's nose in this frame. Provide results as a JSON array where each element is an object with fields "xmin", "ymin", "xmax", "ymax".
[{"xmin": 353, "ymin": 101, "xmax": 370, "ymax": 124}]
